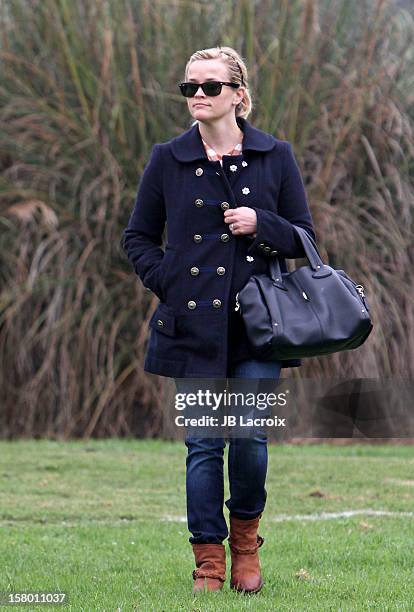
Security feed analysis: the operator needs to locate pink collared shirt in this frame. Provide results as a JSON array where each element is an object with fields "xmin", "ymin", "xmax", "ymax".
[{"xmin": 200, "ymin": 137, "xmax": 243, "ymax": 166}]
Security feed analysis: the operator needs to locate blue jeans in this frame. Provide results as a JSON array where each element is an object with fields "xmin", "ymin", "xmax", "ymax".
[{"xmin": 175, "ymin": 358, "xmax": 282, "ymax": 544}]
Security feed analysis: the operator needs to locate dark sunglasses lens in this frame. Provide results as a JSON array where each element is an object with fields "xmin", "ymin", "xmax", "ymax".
[
  {"xmin": 202, "ymin": 82, "xmax": 222, "ymax": 96},
  {"xmin": 179, "ymin": 82, "xmax": 222, "ymax": 97},
  {"xmin": 180, "ymin": 83, "xmax": 198, "ymax": 97}
]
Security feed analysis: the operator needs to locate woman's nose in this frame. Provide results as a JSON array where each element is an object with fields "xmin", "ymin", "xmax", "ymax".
[{"xmin": 193, "ymin": 85, "xmax": 209, "ymax": 98}]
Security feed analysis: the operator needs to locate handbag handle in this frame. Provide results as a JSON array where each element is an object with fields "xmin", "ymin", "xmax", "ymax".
[{"xmin": 268, "ymin": 225, "xmax": 332, "ymax": 287}]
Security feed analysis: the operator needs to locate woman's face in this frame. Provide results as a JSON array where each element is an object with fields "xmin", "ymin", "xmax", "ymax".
[{"xmin": 185, "ymin": 58, "xmax": 244, "ymax": 123}]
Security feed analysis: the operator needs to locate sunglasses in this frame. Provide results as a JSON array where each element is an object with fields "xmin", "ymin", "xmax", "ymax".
[{"xmin": 178, "ymin": 81, "xmax": 240, "ymax": 98}]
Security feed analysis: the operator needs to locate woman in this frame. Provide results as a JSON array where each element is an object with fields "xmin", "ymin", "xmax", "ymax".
[{"xmin": 122, "ymin": 46, "xmax": 316, "ymax": 594}]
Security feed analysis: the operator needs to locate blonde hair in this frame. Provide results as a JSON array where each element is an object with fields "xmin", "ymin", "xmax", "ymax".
[{"xmin": 184, "ymin": 46, "xmax": 253, "ymax": 125}]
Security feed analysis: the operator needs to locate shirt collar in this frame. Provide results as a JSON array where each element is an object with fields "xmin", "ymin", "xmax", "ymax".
[
  {"xmin": 201, "ymin": 137, "xmax": 243, "ymax": 157},
  {"xmin": 170, "ymin": 116, "xmax": 277, "ymax": 162}
]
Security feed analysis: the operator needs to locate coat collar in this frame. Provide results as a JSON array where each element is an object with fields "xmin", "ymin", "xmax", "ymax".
[{"xmin": 169, "ymin": 116, "xmax": 276, "ymax": 162}]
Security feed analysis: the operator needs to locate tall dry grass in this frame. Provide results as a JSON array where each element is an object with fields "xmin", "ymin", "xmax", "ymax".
[{"xmin": 0, "ymin": 0, "xmax": 413, "ymax": 438}]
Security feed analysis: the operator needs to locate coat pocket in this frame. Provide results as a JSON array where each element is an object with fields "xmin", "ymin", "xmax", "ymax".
[
  {"xmin": 149, "ymin": 303, "xmax": 176, "ymax": 337},
  {"xmin": 157, "ymin": 244, "xmax": 177, "ymax": 302}
]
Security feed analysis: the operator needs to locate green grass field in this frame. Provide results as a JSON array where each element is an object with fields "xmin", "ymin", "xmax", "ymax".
[{"xmin": 0, "ymin": 439, "xmax": 413, "ymax": 611}]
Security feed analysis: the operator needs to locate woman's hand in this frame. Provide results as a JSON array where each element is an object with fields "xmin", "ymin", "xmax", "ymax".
[{"xmin": 224, "ymin": 207, "xmax": 257, "ymax": 237}]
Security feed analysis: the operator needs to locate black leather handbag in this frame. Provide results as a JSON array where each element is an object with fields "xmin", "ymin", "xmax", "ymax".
[{"xmin": 235, "ymin": 225, "xmax": 373, "ymax": 360}]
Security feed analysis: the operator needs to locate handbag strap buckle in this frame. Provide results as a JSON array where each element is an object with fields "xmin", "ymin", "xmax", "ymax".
[{"xmin": 355, "ymin": 284, "xmax": 365, "ymax": 298}]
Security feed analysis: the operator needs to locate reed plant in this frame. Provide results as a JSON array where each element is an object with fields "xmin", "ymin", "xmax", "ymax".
[{"xmin": 0, "ymin": 0, "xmax": 413, "ymax": 438}]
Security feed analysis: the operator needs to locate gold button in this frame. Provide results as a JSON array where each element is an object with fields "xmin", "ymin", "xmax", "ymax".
[
  {"xmin": 213, "ymin": 299, "xmax": 222, "ymax": 308},
  {"xmin": 195, "ymin": 168, "xmax": 203, "ymax": 176},
  {"xmin": 194, "ymin": 198, "xmax": 204, "ymax": 207},
  {"xmin": 220, "ymin": 233, "xmax": 229, "ymax": 242},
  {"xmin": 264, "ymin": 246, "xmax": 271, "ymax": 253},
  {"xmin": 220, "ymin": 201, "xmax": 230, "ymax": 210},
  {"xmin": 190, "ymin": 266, "xmax": 199, "ymax": 276},
  {"xmin": 157, "ymin": 319, "xmax": 164, "ymax": 327},
  {"xmin": 217, "ymin": 267, "xmax": 225, "ymax": 275},
  {"xmin": 258, "ymin": 243, "xmax": 266, "ymax": 249},
  {"xmin": 270, "ymin": 250, "xmax": 278, "ymax": 255},
  {"xmin": 187, "ymin": 300, "xmax": 197, "ymax": 309},
  {"xmin": 193, "ymin": 234, "xmax": 202, "ymax": 243}
]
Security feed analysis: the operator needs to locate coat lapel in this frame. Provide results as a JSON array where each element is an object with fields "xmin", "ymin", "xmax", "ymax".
[
  {"xmin": 170, "ymin": 116, "xmax": 277, "ymax": 163},
  {"xmin": 222, "ymin": 153, "xmax": 244, "ymax": 190}
]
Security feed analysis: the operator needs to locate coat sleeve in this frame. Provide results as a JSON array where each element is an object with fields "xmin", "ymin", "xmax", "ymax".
[
  {"xmin": 246, "ymin": 141, "xmax": 316, "ymax": 258},
  {"xmin": 121, "ymin": 144, "xmax": 166, "ymax": 300}
]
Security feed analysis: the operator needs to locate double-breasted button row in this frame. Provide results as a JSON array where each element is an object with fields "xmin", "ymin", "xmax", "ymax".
[
  {"xmin": 190, "ymin": 266, "xmax": 226, "ymax": 276},
  {"xmin": 196, "ymin": 161, "xmax": 248, "ymax": 176},
  {"xmin": 258, "ymin": 242, "xmax": 278, "ymax": 256},
  {"xmin": 193, "ymin": 233, "xmax": 229, "ymax": 243},
  {"xmin": 194, "ymin": 198, "xmax": 230, "ymax": 210},
  {"xmin": 187, "ymin": 299, "xmax": 222, "ymax": 309}
]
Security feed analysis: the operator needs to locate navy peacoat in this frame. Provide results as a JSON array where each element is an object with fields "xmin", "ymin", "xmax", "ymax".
[{"xmin": 122, "ymin": 116, "xmax": 316, "ymax": 378}]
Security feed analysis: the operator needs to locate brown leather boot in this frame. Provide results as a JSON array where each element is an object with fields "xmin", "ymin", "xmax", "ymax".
[
  {"xmin": 228, "ymin": 513, "xmax": 265, "ymax": 593},
  {"xmin": 191, "ymin": 543, "xmax": 226, "ymax": 593}
]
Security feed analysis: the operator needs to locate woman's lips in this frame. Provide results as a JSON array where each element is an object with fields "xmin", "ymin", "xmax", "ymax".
[{"xmin": 194, "ymin": 104, "xmax": 209, "ymax": 108}]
